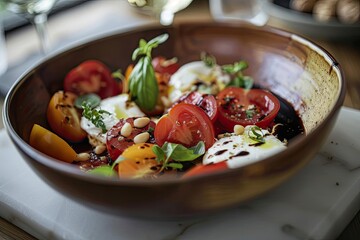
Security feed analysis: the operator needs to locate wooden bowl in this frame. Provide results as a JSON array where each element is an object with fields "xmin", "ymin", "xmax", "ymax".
[{"xmin": 3, "ymin": 22, "xmax": 345, "ymax": 219}]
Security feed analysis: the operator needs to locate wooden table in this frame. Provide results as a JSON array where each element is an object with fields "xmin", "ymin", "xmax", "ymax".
[{"xmin": 0, "ymin": 0, "xmax": 359, "ymax": 239}]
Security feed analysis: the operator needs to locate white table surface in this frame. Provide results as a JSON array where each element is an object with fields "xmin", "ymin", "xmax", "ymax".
[{"xmin": 1, "ymin": 106, "xmax": 360, "ymax": 240}]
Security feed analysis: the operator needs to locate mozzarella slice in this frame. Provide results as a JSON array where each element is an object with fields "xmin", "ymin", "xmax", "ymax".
[
  {"xmin": 203, "ymin": 126, "xmax": 286, "ymax": 169},
  {"xmin": 81, "ymin": 94, "xmax": 145, "ymax": 144},
  {"xmin": 168, "ymin": 61, "xmax": 230, "ymax": 102}
]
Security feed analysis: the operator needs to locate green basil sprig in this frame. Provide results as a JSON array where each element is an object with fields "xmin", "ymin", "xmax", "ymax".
[
  {"xmin": 152, "ymin": 141, "xmax": 205, "ymax": 172},
  {"xmin": 129, "ymin": 33, "xmax": 169, "ymax": 111}
]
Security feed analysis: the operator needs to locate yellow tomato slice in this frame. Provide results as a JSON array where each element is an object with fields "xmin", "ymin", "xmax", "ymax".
[
  {"xmin": 47, "ymin": 91, "xmax": 87, "ymax": 143},
  {"xmin": 118, "ymin": 143, "xmax": 160, "ymax": 179},
  {"xmin": 29, "ymin": 124, "xmax": 77, "ymax": 163}
]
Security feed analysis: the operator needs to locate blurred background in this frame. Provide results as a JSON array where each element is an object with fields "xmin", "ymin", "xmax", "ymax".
[{"xmin": 0, "ymin": 0, "xmax": 359, "ymax": 106}]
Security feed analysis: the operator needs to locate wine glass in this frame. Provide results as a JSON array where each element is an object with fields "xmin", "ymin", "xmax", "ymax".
[
  {"xmin": 1, "ymin": 0, "xmax": 58, "ymax": 54},
  {"xmin": 128, "ymin": 0, "xmax": 193, "ymax": 25}
]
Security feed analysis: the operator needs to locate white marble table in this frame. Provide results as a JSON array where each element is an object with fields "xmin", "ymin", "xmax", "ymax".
[{"xmin": 0, "ymin": 107, "xmax": 359, "ymax": 240}]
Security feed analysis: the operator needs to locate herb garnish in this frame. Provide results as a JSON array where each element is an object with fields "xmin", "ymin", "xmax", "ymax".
[
  {"xmin": 248, "ymin": 126, "xmax": 266, "ymax": 143},
  {"xmin": 200, "ymin": 52, "xmax": 254, "ymax": 89},
  {"xmin": 245, "ymin": 109, "xmax": 255, "ymax": 119},
  {"xmin": 129, "ymin": 33, "xmax": 169, "ymax": 111},
  {"xmin": 200, "ymin": 52, "xmax": 217, "ymax": 67},
  {"xmin": 221, "ymin": 60, "xmax": 248, "ymax": 74},
  {"xmin": 77, "ymin": 94, "xmax": 110, "ymax": 134},
  {"xmin": 152, "ymin": 141, "xmax": 205, "ymax": 172}
]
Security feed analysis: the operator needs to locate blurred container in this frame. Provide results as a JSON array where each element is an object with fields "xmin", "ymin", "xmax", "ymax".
[
  {"xmin": 128, "ymin": 0, "xmax": 193, "ymax": 25},
  {"xmin": 0, "ymin": 12, "xmax": 7, "ymax": 76},
  {"xmin": 209, "ymin": 0, "xmax": 268, "ymax": 26}
]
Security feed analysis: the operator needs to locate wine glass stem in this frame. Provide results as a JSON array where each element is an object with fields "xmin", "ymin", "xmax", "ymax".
[{"xmin": 30, "ymin": 13, "xmax": 50, "ymax": 54}]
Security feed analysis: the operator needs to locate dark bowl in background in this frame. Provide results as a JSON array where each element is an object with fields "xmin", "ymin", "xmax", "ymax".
[{"xmin": 3, "ymin": 22, "xmax": 345, "ymax": 219}]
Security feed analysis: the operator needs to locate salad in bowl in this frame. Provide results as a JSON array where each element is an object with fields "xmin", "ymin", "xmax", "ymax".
[{"xmin": 29, "ymin": 33, "xmax": 304, "ymax": 180}]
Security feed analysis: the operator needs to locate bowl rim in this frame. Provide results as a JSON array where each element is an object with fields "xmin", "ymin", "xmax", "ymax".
[{"xmin": 2, "ymin": 21, "xmax": 346, "ymax": 186}]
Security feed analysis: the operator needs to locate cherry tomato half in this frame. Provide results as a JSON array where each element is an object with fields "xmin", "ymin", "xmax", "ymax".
[
  {"xmin": 154, "ymin": 103, "xmax": 215, "ymax": 150},
  {"xmin": 64, "ymin": 60, "xmax": 120, "ymax": 99},
  {"xmin": 29, "ymin": 124, "xmax": 77, "ymax": 163},
  {"xmin": 175, "ymin": 91, "xmax": 218, "ymax": 123},
  {"xmin": 106, "ymin": 117, "xmax": 156, "ymax": 160},
  {"xmin": 152, "ymin": 56, "xmax": 180, "ymax": 75},
  {"xmin": 47, "ymin": 91, "xmax": 87, "ymax": 143},
  {"xmin": 217, "ymin": 87, "xmax": 280, "ymax": 131},
  {"xmin": 182, "ymin": 162, "xmax": 228, "ymax": 178}
]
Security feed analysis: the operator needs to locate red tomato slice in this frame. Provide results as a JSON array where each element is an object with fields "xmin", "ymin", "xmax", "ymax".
[
  {"xmin": 106, "ymin": 118, "xmax": 156, "ymax": 160},
  {"xmin": 152, "ymin": 56, "xmax": 180, "ymax": 75},
  {"xmin": 154, "ymin": 103, "xmax": 215, "ymax": 150},
  {"xmin": 64, "ymin": 60, "xmax": 120, "ymax": 99},
  {"xmin": 182, "ymin": 162, "xmax": 228, "ymax": 178},
  {"xmin": 174, "ymin": 92, "xmax": 218, "ymax": 123},
  {"xmin": 217, "ymin": 87, "xmax": 280, "ymax": 131}
]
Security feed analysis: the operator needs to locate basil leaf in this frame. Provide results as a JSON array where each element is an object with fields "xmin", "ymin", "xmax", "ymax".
[
  {"xmin": 169, "ymin": 141, "xmax": 205, "ymax": 161},
  {"xmin": 129, "ymin": 56, "xmax": 159, "ymax": 111},
  {"xmin": 129, "ymin": 34, "xmax": 168, "ymax": 111},
  {"xmin": 75, "ymin": 93, "xmax": 101, "ymax": 109},
  {"xmin": 152, "ymin": 145, "xmax": 166, "ymax": 162},
  {"xmin": 151, "ymin": 141, "xmax": 205, "ymax": 171},
  {"xmin": 87, "ymin": 165, "xmax": 117, "ymax": 177}
]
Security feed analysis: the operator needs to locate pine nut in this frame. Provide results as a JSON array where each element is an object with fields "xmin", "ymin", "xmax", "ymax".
[
  {"xmin": 134, "ymin": 117, "xmax": 150, "ymax": 128},
  {"xmin": 133, "ymin": 132, "xmax": 150, "ymax": 144},
  {"xmin": 94, "ymin": 144, "xmax": 106, "ymax": 155},
  {"xmin": 76, "ymin": 152, "xmax": 90, "ymax": 161},
  {"xmin": 234, "ymin": 125, "xmax": 245, "ymax": 135},
  {"xmin": 121, "ymin": 122, "xmax": 132, "ymax": 137}
]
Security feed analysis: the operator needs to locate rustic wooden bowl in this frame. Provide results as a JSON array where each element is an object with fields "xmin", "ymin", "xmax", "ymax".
[{"xmin": 3, "ymin": 22, "xmax": 345, "ymax": 219}]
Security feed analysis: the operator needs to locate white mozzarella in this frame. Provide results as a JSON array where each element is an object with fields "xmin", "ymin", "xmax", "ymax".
[
  {"xmin": 203, "ymin": 126, "xmax": 286, "ymax": 169},
  {"xmin": 81, "ymin": 94, "xmax": 144, "ymax": 144},
  {"xmin": 168, "ymin": 61, "xmax": 230, "ymax": 102}
]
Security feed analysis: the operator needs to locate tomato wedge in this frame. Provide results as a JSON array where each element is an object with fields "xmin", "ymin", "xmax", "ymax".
[
  {"xmin": 117, "ymin": 143, "xmax": 159, "ymax": 179},
  {"xmin": 29, "ymin": 124, "xmax": 77, "ymax": 163},
  {"xmin": 152, "ymin": 56, "xmax": 180, "ymax": 75},
  {"xmin": 47, "ymin": 91, "xmax": 87, "ymax": 143},
  {"xmin": 106, "ymin": 118, "xmax": 156, "ymax": 160},
  {"xmin": 64, "ymin": 60, "xmax": 120, "ymax": 99},
  {"xmin": 154, "ymin": 103, "xmax": 215, "ymax": 150},
  {"xmin": 217, "ymin": 87, "xmax": 280, "ymax": 131},
  {"xmin": 182, "ymin": 162, "xmax": 228, "ymax": 178},
  {"xmin": 174, "ymin": 91, "xmax": 218, "ymax": 123}
]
